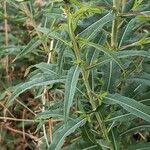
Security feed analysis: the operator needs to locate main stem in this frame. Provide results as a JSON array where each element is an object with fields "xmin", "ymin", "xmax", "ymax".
[
  {"xmin": 67, "ymin": 9, "xmax": 112, "ymax": 149},
  {"xmin": 111, "ymin": 0, "xmax": 120, "ymax": 49}
]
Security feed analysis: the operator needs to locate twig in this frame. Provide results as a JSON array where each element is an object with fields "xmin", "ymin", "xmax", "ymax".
[
  {"xmin": 3, "ymin": 0, "xmax": 9, "ymax": 122},
  {"xmin": 2, "ymin": 125, "xmax": 38, "ymax": 141},
  {"xmin": 41, "ymin": 40, "xmax": 54, "ymax": 147},
  {"xmin": 22, "ymin": 109, "xmax": 26, "ymax": 140}
]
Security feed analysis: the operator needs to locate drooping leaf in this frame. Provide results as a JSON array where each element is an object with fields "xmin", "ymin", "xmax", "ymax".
[
  {"xmin": 7, "ymin": 74, "xmax": 65, "ymax": 106},
  {"xmin": 105, "ymin": 94, "xmax": 150, "ymax": 123}
]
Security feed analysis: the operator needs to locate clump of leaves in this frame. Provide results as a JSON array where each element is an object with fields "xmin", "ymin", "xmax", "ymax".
[{"xmin": 0, "ymin": 0, "xmax": 150, "ymax": 149}]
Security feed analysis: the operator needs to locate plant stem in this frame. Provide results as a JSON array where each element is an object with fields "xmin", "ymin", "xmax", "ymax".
[
  {"xmin": 111, "ymin": 17, "xmax": 118, "ymax": 49},
  {"xmin": 4, "ymin": 0, "xmax": 9, "ymax": 79},
  {"xmin": 41, "ymin": 40, "xmax": 54, "ymax": 147},
  {"xmin": 111, "ymin": 0, "xmax": 120, "ymax": 49},
  {"xmin": 122, "ymin": 0, "xmax": 127, "ymax": 12},
  {"xmin": 81, "ymin": 70, "xmax": 112, "ymax": 149},
  {"xmin": 66, "ymin": 9, "xmax": 112, "ymax": 149}
]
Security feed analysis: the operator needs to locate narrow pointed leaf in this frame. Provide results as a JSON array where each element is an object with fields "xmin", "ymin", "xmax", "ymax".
[
  {"xmin": 118, "ymin": 17, "xmax": 142, "ymax": 47},
  {"xmin": 78, "ymin": 12, "xmax": 114, "ymax": 40},
  {"xmin": 105, "ymin": 94, "xmax": 150, "ymax": 123},
  {"xmin": 7, "ymin": 74, "xmax": 65, "ymax": 106},
  {"xmin": 128, "ymin": 143, "xmax": 150, "ymax": 150},
  {"xmin": 88, "ymin": 50, "xmax": 150, "ymax": 70},
  {"xmin": 14, "ymin": 38, "xmax": 41, "ymax": 60},
  {"xmin": 36, "ymin": 110, "xmax": 64, "ymax": 120},
  {"xmin": 110, "ymin": 128, "xmax": 120, "ymax": 150},
  {"xmin": 34, "ymin": 63, "xmax": 58, "ymax": 76},
  {"xmin": 64, "ymin": 65, "xmax": 80, "ymax": 122},
  {"xmin": 85, "ymin": 42, "xmax": 125, "ymax": 72},
  {"xmin": 49, "ymin": 118, "xmax": 86, "ymax": 150},
  {"xmin": 120, "ymin": 124, "xmax": 150, "ymax": 136}
]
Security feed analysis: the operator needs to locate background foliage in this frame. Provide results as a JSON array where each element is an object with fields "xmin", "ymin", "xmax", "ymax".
[{"xmin": 0, "ymin": 0, "xmax": 150, "ymax": 149}]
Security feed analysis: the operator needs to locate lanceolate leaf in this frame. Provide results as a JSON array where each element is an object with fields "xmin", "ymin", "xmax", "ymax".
[
  {"xmin": 78, "ymin": 12, "xmax": 114, "ymax": 40},
  {"xmin": 49, "ymin": 118, "xmax": 86, "ymax": 150},
  {"xmin": 105, "ymin": 94, "xmax": 150, "ymax": 123},
  {"xmin": 88, "ymin": 50, "xmax": 150, "ymax": 69},
  {"xmin": 7, "ymin": 74, "xmax": 65, "ymax": 106},
  {"xmin": 110, "ymin": 128, "xmax": 120, "ymax": 150},
  {"xmin": 105, "ymin": 112, "xmax": 136, "ymax": 123},
  {"xmin": 127, "ymin": 72, "xmax": 150, "ymax": 86},
  {"xmin": 118, "ymin": 17, "xmax": 143, "ymax": 48},
  {"xmin": 36, "ymin": 110, "xmax": 64, "ymax": 120},
  {"xmin": 85, "ymin": 42, "xmax": 125, "ymax": 72},
  {"xmin": 64, "ymin": 65, "xmax": 80, "ymax": 122},
  {"xmin": 116, "ymin": 50, "xmax": 150, "ymax": 58},
  {"xmin": 128, "ymin": 143, "xmax": 150, "ymax": 150},
  {"xmin": 37, "ymin": 27, "xmax": 71, "ymax": 47},
  {"xmin": 122, "ymin": 0, "xmax": 135, "ymax": 12},
  {"xmin": 14, "ymin": 38, "xmax": 42, "ymax": 60},
  {"xmin": 120, "ymin": 124, "xmax": 150, "ymax": 136},
  {"xmin": 34, "ymin": 63, "xmax": 58, "ymax": 76}
]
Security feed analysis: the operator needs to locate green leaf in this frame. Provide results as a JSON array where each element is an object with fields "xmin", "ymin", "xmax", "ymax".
[
  {"xmin": 0, "ymin": 46, "xmax": 21, "ymax": 58},
  {"xmin": 34, "ymin": 63, "xmax": 58, "ymax": 76},
  {"xmin": 81, "ymin": 123, "xmax": 96, "ymax": 144},
  {"xmin": 105, "ymin": 94, "xmax": 150, "ymax": 123},
  {"xmin": 49, "ymin": 118, "xmax": 86, "ymax": 150},
  {"xmin": 7, "ymin": 74, "xmax": 65, "ymax": 106},
  {"xmin": 116, "ymin": 50, "xmax": 150, "ymax": 58},
  {"xmin": 128, "ymin": 143, "xmax": 150, "ymax": 150},
  {"xmin": 101, "ymin": 61, "xmax": 121, "ymax": 92},
  {"xmin": 123, "ymin": 0, "xmax": 136, "ymax": 12},
  {"xmin": 105, "ymin": 112, "xmax": 136, "ymax": 123},
  {"xmin": 120, "ymin": 124, "xmax": 150, "ymax": 136},
  {"xmin": 36, "ymin": 110, "xmax": 64, "ymax": 120},
  {"xmin": 127, "ymin": 72, "xmax": 150, "ymax": 86},
  {"xmin": 78, "ymin": 12, "xmax": 114, "ymax": 40},
  {"xmin": 88, "ymin": 50, "xmax": 150, "ymax": 70},
  {"xmin": 37, "ymin": 27, "xmax": 71, "ymax": 47},
  {"xmin": 14, "ymin": 38, "xmax": 42, "ymax": 61},
  {"xmin": 118, "ymin": 17, "xmax": 142, "ymax": 48},
  {"xmin": 110, "ymin": 128, "xmax": 120, "ymax": 150},
  {"xmin": 64, "ymin": 65, "xmax": 80, "ymax": 122},
  {"xmin": 84, "ymin": 42, "xmax": 125, "ymax": 72}
]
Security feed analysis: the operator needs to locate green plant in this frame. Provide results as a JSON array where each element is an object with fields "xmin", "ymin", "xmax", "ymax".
[{"xmin": 0, "ymin": 0, "xmax": 150, "ymax": 149}]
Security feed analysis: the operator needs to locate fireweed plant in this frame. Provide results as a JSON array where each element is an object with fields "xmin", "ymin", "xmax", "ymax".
[{"xmin": 0, "ymin": 0, "xmax": 150, "ymax": 149}]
